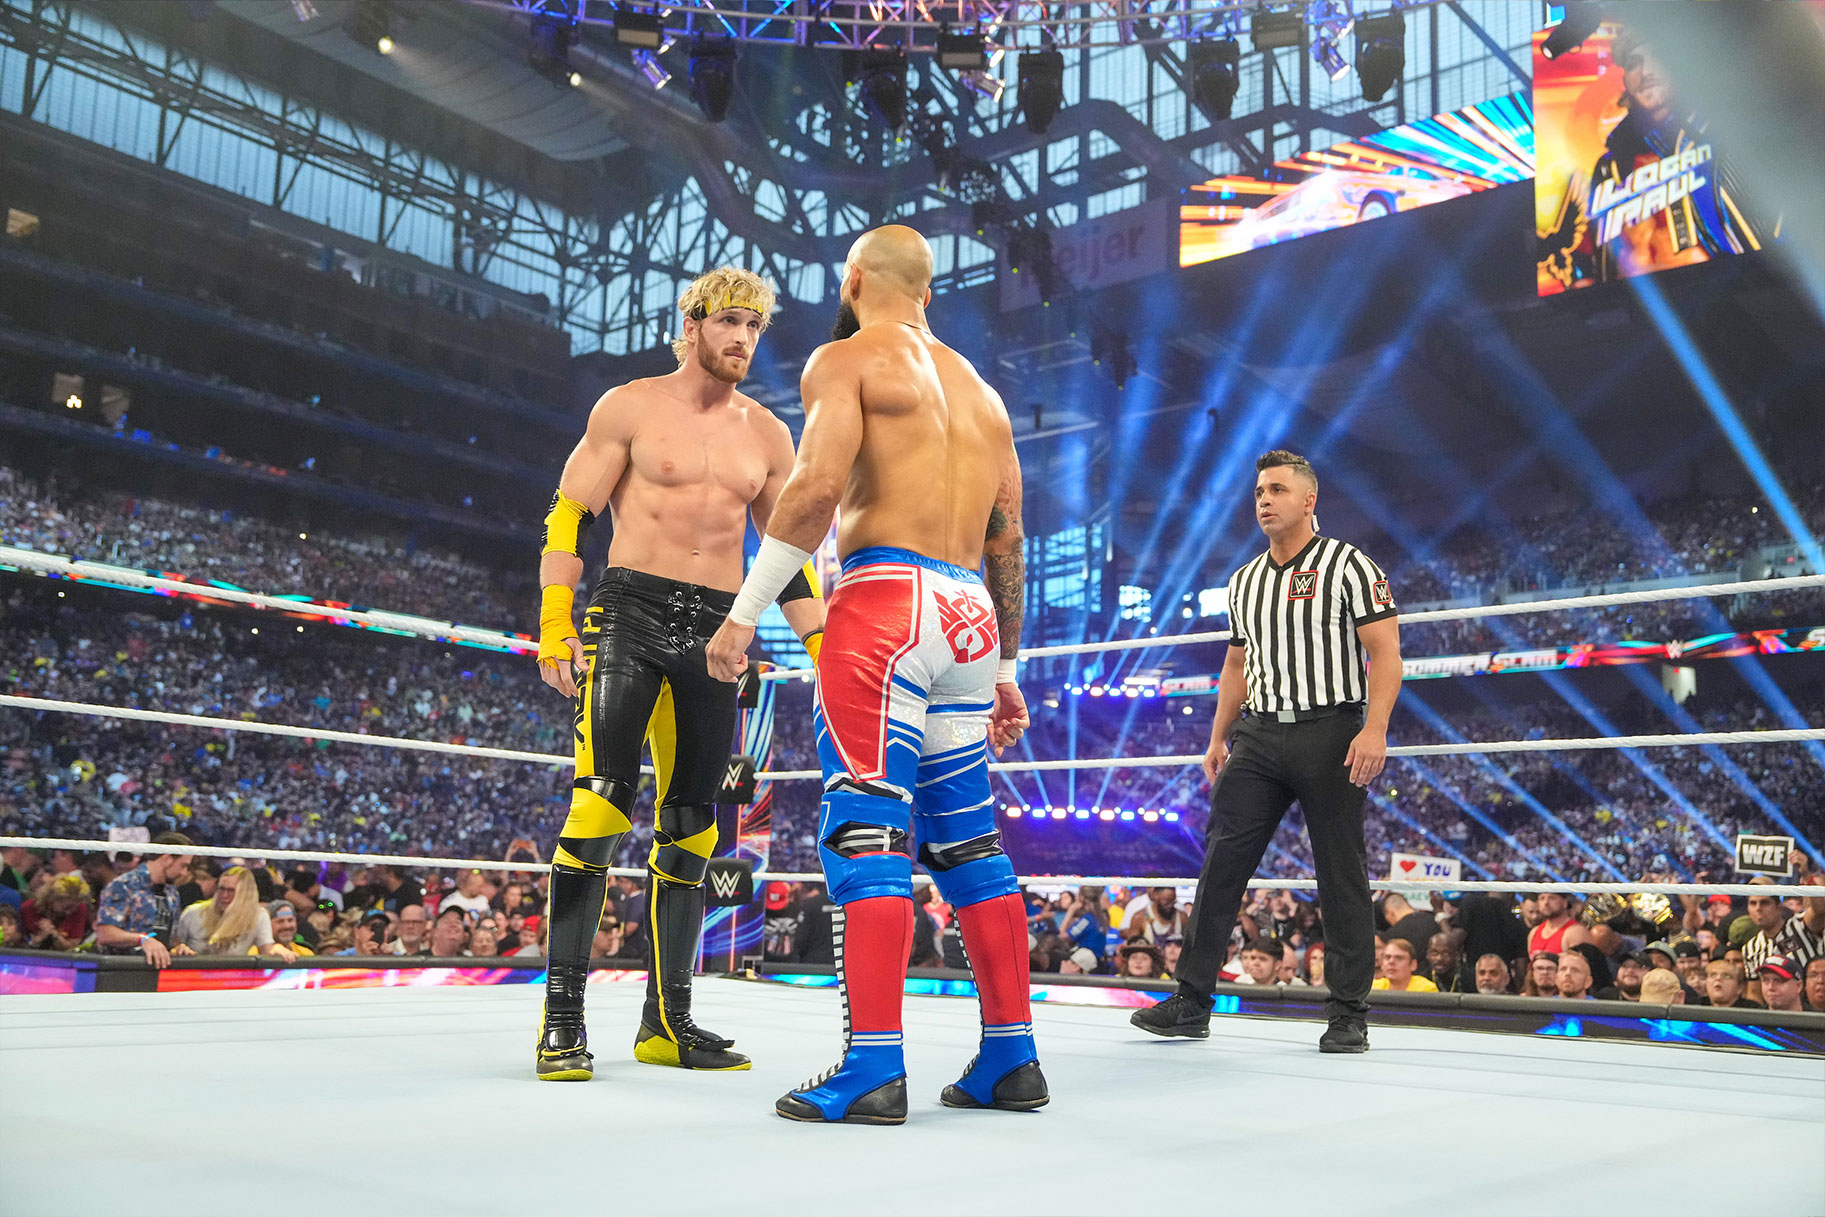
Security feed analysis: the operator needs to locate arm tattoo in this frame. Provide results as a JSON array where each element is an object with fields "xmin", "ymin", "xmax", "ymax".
[
  {"xmin": 984, "ymin": 538, "xmax": 1025, "ymax": 660},
  {"xmin": 986, "ymin": 505, "xmax": 1011, "ymax": 542}
]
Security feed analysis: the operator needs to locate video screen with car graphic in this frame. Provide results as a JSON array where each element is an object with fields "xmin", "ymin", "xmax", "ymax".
[{"xmin": 1179, "ymin": 93, "xmax": 1534, "ymax": 268}]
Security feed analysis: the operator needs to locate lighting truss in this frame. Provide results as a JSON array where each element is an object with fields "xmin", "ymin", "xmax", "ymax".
[{"xmin": 472, "ymin": 0, "xmax": 1461, "ymax": 52}]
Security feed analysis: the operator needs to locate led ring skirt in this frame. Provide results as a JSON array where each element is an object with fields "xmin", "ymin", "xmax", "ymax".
[{"xmin": 2, "ymin": 557, "xmax": 1822, "ymax": 1217}]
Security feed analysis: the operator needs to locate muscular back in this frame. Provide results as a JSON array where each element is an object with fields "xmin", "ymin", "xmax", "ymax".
[{"xmin": 832, "ymin": 322, "xmax": 1012, "ymax": 569}]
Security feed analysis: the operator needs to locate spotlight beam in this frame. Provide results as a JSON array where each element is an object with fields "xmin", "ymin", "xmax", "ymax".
[{"xmin": 1631, "ymin": 273, "xmax": 1825, "ymax": 574}]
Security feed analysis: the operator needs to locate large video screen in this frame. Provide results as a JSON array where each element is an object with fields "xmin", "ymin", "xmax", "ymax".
[
  {"xmin": 1179, "ymin": 93, "xmax": 1533, "ymax": 268},
  {"xmin": 1533, "ymin": 20, "xmax": 1781, "ymax": 295}
]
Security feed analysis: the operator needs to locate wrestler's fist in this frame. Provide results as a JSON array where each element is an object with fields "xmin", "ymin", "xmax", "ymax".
[
  {"xmin": 706, "ymin": 618, "xmax": 754, "ymax": 683},
  {"xmin": 538, "ymin": 636, "xmax": 586, "ymax": 698},
  {"xmin": 988, "ymin": 681, "xmax": 1029, "ymax": 756}
]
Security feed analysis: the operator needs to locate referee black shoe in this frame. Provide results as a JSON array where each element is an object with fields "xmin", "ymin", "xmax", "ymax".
[
  {"xmin": 1130, "ymin": 993, "xmax": 1212, "ymax": 1039},
  {"xmin": 1319, "ymin": 1015, "xmax": 1369, "ymax": 1054}
]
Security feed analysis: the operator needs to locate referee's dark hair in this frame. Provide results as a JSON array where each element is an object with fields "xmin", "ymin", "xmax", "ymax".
[{"xmin": 1255, "ymin": 449, "xmax": 1318, "ymax": 490}]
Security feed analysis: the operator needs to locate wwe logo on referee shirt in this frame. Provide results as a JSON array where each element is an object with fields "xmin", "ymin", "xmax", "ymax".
[{"xmin": 1288, "ymin": 571, "xmax": 1319, "ymax": 600}]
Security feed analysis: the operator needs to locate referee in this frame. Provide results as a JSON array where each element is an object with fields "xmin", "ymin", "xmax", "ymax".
[{"xmin": 1132, "ymin": 450, "xmax": 1401, "ymax": 1053}]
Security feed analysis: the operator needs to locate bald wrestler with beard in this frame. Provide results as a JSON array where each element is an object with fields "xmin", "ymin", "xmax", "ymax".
[{"xmin": 706, "ymin": 226, "xmax": 1044, "ymax": 1125}]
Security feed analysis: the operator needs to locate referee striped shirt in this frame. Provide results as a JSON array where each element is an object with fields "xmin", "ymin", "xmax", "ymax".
[{"xmin": 1226, "ymin": 535, "xmax": 1397, "ymax": 713}]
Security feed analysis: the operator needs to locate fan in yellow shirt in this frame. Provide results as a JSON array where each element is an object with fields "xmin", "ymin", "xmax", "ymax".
[
  {"xmin": 250, "ymin": 901, "xmax": 314, "ymax": 958},
  {"xmin": 1371, "ymin": 938, "xmax": 1438, "ymax": 992}
]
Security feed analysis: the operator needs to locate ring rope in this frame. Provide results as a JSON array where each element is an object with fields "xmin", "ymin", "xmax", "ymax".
[
  {"xmin": 1, "ymin": 837, "xmax": 1814, "ymax": 898},
  {"xmin": 4, "ymin": 695, "xmax": 1821, "ymax": 783},
  {"xmin": 6, "ymin": 544, "xmax": 1820, "ymax": 680}
]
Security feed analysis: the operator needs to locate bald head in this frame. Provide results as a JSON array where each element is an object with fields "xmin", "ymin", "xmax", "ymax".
[{"xmin": 842, "ymin": 225, "xmax": 934, "ymax": 304}]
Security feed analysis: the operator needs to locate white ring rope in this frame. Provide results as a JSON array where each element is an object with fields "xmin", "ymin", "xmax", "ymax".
[
  {"xmin": 1, "ymin": 836, "xmax": 1814, "ymax": 898},
  {"xmin": 4, "ymin": 695, "xmax": 1822, "ymax": 782},
  {"xmin": 6, "ymin": 544, "xmax": 1820, "ymax": 681}
]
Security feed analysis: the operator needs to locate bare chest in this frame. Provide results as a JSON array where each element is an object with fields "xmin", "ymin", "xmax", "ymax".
[{"xmin": 628, "ymin": 419, "xmax": 768, "ymax": 502}]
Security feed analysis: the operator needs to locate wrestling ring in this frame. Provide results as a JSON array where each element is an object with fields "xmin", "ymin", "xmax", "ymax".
[{"xmin": 2, "ymin": 553, "xmax": 1823, "ymax": 1217}]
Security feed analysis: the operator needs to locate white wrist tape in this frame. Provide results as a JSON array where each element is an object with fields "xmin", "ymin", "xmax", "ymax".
[
  {"xmin": 997, "ymin": 658, "xmax": 1019, "ymax": 687},
  {"xmin": 730, "ymin": 536, "xmax": 816, "ymax": 626}
]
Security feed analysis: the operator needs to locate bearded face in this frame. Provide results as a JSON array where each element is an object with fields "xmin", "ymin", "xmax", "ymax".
[
  {"xmin": 693, "ymin": 327, "xmax": 749, "ymax": 384},
  {"xmin": 830, "ymin": 301, "xmax": 861, "ymax": 341}
]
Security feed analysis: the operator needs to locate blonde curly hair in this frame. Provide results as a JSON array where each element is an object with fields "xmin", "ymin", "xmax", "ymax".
[{"xmin": 672, "ymin": 266, "xmax": 776, "ymax": 365}]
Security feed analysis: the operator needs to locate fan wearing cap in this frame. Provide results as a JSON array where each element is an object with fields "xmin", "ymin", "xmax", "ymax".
[
  {"xmin": 1757, "ymin": 955, "xmax": 1805, "ymax": 1013},
  {"xmin": 260, "ymin": 901, "xmax": 313, "ymax": 958},
  {"xmin": 530, "ymin": 266, "xmax": 826, "ymax": 1082},
  {"xmin": 336, "ymin": 912, "xmax": 392, "ymax": 957}
]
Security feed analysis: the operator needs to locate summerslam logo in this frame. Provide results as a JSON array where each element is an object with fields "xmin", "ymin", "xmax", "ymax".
[{"xmin": 1589, "ymin": 145, "xmax": 1712, "ymax": 245}]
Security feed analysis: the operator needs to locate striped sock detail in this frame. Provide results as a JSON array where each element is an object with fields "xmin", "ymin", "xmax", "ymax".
[
  {"xmin": 798, "ymin": 904, "xmax": 851, "ymax": 1092},
  {"xmin": 982, "ymin": 1022, "xmax": 1033, "ymax": 1038}
]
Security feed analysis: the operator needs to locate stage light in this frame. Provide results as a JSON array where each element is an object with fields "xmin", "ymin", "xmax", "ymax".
[
  {"xmin": 528, "ymin": 13, "xmax": 581, "ymax": 87},
  {"xmin": 634, "ymin": 49, "xmax": 670, "ymax": 89},
  {"xmin": 1308, "ymin": 0, "xmax": 1352, "ymax": 80},
  {"xmin": 1050, "ymin": 808, "xmax": 1067, "ymax": 820},
  {"xmin": 858, "ymin": 46, "xmax": 908, "ymax": 130},
  {"xmin": 1143, "ymin": 811, "xmax": 1160, "ymax": 822},
  {"xmin": 1075, "ymin": 810, "xmax": 1090, "ymax": 820},
  {"xmin": 349, "ymin": 0, "xmax": 392, "ymax": 54},
  {"xmin": 1007, "ymin": 806, "xmax": 1022, "ymax": 818},
  {"xmin": 1119, "ymin": 811, "xmax": 1136, "ymax": 821},
  {"xmin": 1185, "ymin": 37, "xmax": 1241, "ymax": 122},
  {"xmin": 1353, "ymin": 10, "xmax": 1404, "ymax": 101},
  {"xmin": 1251, "ymin": 8, "xmax": 1302, "ymax": 50},
  {"xmin": 1312, "ymin": 35, "xmax": 1347, "ymax": 79},
  {"xmin": 1099, "ymin": 810, "xmax": 1116, "ymax": 821},
  {"xmin": 64, "ymin": 394, "xmax": 82, "ymax": 410},
  {"xmin": 937, "ymin": 25, "xmax": 988, "ymax": 71},
  {"xmin": 1540, "ymin": 2, "xmax": 1603, "ymax": 60},
  {"xmin": 1165, "ymin": 812, "xmax": 1180, "ymax": 823},
  {"xmin": 614, "ymin": 6, "xmax": 665, "ymax": 49},
  {"xmin": 688, "ymin": 36, "xmax": 737, "ymax": 121},
  {"xmin": 1089, "ymin": 686, "xmax": 1105, "ymax": 697},
  {"xmin": 1017, "ymin": 48, "xmax": 1064, "ymax": 134},
  {"xmin": 958, "ymin": 69, "xmax": 1005, "ymax": 102}
]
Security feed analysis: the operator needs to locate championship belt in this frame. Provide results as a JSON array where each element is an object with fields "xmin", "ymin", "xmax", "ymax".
[
  {"xmin": 1628, "ymin": 892, "xmax": 1676, "ymax": 933},
  {"xmin": 1578, "ymin": 892, "xmax": 1628, "ymax": 927}
]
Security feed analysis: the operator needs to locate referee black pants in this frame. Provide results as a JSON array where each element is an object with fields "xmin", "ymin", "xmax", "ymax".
[{"xmin": 1175, "ymin": 710, "xmax": 1374, "ymax": 1020}]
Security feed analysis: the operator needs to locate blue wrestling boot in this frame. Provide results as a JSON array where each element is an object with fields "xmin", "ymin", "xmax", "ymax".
[
  {"xmin": 940, "ymin": 1022, "xmax": 1049, "ymax": 1112},
  {"xmin": 775, "ymin": 1040, "xmax": 908, "ymax": 1126}
]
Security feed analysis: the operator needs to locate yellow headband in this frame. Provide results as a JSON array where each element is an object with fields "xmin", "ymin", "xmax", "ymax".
[{"xmin": 690, "ymin": 282, "xmax": 771, "ymax": 322}]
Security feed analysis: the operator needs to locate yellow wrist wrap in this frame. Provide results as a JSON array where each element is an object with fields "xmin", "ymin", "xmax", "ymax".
[
  {"xmin": 802, "ymin": 629, "xmax": 824, "ymax": 664},
  {"xmin": 538, "ymin": 584, "xmax": 578, "ymax": 665}
]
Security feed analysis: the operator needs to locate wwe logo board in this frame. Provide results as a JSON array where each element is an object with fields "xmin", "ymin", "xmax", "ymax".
[{"xmin": 705, "ymin": 858, "xmax": 754, "ymax": 907}]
